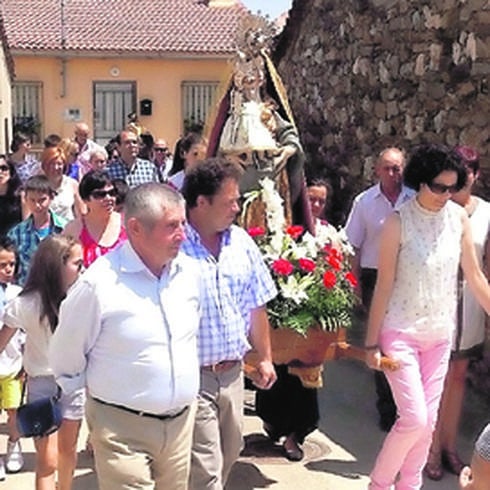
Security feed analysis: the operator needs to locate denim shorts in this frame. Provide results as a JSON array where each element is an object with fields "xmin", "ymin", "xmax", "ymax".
[{"xmin": 27, "ymin": 375, "xmax": 85, "ymax": 421}]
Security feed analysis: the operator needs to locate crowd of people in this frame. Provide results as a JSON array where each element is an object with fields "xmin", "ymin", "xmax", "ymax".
[{"xmin": 0, "ymin": 121, "xmax": 487, "ymax": 490}]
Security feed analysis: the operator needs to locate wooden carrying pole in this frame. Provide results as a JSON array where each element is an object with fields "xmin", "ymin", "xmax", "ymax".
[{"xmin": 243, "ymin": 327, "xmax": 399, "ymax": 389}]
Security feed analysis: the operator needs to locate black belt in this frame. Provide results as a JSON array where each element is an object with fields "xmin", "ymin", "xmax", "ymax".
[{"xmin": 92, "ymin": 397, "xmax": 188, "ymax": 421}]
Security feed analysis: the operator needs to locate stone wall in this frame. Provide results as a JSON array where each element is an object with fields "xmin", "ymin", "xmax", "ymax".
[{"xmin": 274, "ymin": 0, "xmax": 490, "ymax": 224}]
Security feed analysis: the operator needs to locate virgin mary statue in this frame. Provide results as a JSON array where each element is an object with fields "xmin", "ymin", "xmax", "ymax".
[{"xmin": 206, "ymin": 14, "xmax": 313, "ymax": 233}]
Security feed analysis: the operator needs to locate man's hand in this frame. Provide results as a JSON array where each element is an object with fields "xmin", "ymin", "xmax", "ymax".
[{"xmin": 254, "ymin": 360, "xmax": 277, "ymax": 390}]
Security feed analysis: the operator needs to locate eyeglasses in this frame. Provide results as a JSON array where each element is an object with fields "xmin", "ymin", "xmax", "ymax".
[
  {"xmin": 91, "ymin": 188, "xmax": 117, "ymax": 199},
  {"xmin": 154, "ymin": 148, "xmax": 168, "ymax": 153},
  {"xmin": 0, "ymin": 165, "xmax": 10, "ymax": 172},
  {"xmin": 427, "ymin": 182, "xmax": 458, "ymax": 195}
]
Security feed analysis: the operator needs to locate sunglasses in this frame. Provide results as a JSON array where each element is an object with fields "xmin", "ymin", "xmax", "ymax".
[
  {"xmin": 427, "ymin": 182, "xmax": 458, "ymax": 195},
  {"xmin": 154, "ymin": 147, "xmax": 168, "ymax": 153},
  {"xmin": 91, "ymin": 188, "xmax": 117, "ymax": 199},
  {"xmin": 0, "ymin": 165, "xmax": 10, "ymax": 172}
]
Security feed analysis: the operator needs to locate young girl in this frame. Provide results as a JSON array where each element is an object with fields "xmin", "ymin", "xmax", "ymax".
[
  {"xmin": 0, "ymin": 235, "xmax": 84, "ymax": 490},
  {"xmin": 0, "ymin": 237, "xmax": 24, "ymax": 479},
  {"xmin": 167, "ymin": 132, "xmax": 207, "ymax": 190}
]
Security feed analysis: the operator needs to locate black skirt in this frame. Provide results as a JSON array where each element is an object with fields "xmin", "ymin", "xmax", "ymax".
[{"xmin": 255, "ymin": 364, "xmax": 319, "ymax": 444}]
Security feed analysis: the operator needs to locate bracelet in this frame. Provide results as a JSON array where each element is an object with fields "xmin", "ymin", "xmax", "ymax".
[{"xmin": 365, "ymin": 344, "xmax": 379, "ymax": 351}]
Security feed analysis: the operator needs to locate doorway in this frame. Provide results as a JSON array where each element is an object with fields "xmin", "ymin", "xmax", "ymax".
[{"xmin": 93, "ymin": 81, "xmax": 136, "ymax": 145}]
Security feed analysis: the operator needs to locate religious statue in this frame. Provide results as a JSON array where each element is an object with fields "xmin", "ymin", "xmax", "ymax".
[{"xmin": 207, "ymin": 14, "xmax": 313, "ymax": 233}]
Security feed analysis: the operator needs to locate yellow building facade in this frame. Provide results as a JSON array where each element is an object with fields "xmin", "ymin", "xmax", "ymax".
[
  {"xmin": 13, "ymin": 54, "xmax": 232, "ymax": 150},
  {"xmin": 2, "ymin": 0, "xmax": 247, "ymax": 151}
]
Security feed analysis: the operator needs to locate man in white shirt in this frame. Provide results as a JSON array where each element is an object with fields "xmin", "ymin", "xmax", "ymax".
[
  {"xmin": 345, "ymin": 147, "xmax": 414, "ymax": 431},
  {"xmin": 73, "ymin": 122, "xmax": 103, "ymax": 173},
  {"xmin": 152, "ymin": 138, "xmax": 173, "ymax": 182},
  {"xmin": 50, "ymin": 183, "xmax": 201, "ymax": 490}
]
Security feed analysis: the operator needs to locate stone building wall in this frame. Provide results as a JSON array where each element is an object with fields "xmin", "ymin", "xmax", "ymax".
[{"xmin": 274, "ymin": 0, "xmax": 490, "ymax": 224}]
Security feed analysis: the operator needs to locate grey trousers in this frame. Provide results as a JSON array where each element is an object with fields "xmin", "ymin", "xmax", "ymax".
[{"xmin": 189, "ymin": 363, "xmax": 244, "ymax": 490}]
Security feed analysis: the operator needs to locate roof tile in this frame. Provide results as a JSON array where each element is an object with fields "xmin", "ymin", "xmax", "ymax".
[{"xmin": 2, "ymin": 0, "xmax": 248, "ymax": 54}]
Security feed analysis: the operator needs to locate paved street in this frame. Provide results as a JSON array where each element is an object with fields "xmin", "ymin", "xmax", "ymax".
[{"xmin": 1, "ymin": 359, "xmax": 488, "ymax": 489}]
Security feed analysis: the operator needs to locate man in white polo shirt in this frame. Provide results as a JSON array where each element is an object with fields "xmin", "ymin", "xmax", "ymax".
[
  {"xmin": 50, "ymin": 183, "xmax": 201, "ymax": 490},
  {"xmin": 345, "ymin": 147, "xmax": 414, "ymax": 431}
]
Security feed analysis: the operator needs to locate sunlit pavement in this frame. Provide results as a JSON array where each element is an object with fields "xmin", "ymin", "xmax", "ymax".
[{"xmin": 2, "ymin": 359, "xmax": 487, "ymax": 489}]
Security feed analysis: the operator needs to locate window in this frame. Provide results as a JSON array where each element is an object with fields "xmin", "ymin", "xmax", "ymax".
[
  {"xmin": 12, "ymin": 81, "xmax": 43, "ymax": 143},
  {"xmin": 181, "ymin": 81, "xmax": 219, "ymax": 133}
]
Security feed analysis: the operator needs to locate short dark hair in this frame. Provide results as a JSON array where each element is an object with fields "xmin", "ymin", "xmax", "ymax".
[
  {"xmin": 403, "ymin": 144, "xmax": 467, "ymax": 192},
  {"xmin": 0, "ymin": 235, "xmax": 17, "ymax": 255},
  {"xmin": 182, "ymin": 157, "xmax": 241, "ymax": 209},
  {"xmin": 10, "ymin": 132, "xmax": 30, "ymax": 153},
  {"xmin": 44, "ymin": 133, "xmax": 62, "ymax": 148},
  {"xmin": 112, "ymin": 178, "xmax": 130, "ymax": 207},
  {"xmin": 0, "ymin": 235, "xmax": 19, "ymax": 276},
  {"xmin": 79, "ymin": 170, "xmax": 112, "ymax": 200},
  {"xmin": 24, "ymin": 175, "xmax": 56, "ymax": 196}
]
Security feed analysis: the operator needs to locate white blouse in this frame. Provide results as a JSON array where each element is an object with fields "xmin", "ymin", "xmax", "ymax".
[
  {"xmin": 382, "ymin": 198, "xmax": 463, "ymax": 342},
  {"xmin": 3, "ymin": 291, "xmax": 53, "ymax": 377}
]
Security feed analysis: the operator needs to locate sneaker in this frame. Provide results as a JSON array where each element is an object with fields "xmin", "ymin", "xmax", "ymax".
[
  {"xmin": 5, "ymin": 439, "xmax": 23, "ymax": 473},
  {"xmin": 0, "ymin": 457, "xmax": 5, "ymax": 481}
]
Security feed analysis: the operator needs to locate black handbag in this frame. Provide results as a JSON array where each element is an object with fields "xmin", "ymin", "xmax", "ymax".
[{"xmin": 16, "ymin": 381, "xmax": 62, "ymax": 438}]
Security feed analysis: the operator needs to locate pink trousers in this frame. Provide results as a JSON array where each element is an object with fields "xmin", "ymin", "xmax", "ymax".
[{"xmin": 369, "ymin": 330, "xmax": 451, "ymax": 490}]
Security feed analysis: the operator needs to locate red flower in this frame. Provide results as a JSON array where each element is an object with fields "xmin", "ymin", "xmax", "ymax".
[
  {"xmin": 329, "ymin": 247, "xmax": 343, "ymax": 262},
  {"xmin": 327, "ymin": 255, "xmax": 341, "ymax": 271},
  {"xmin": 298, "ymin": 258, "xmax": 316, "ymax": 273},
  {"xmin": 286, "ymin": 225, "xmax": 304, "ymax": 240},
  {"xmin": 247, "ymin": 226, "xmax": 266, "ymax": 238},
  {"xmin": 323, "ymin": 271, "xmax": 337, "ymax": 289},
  {"xmin": 345, "ymin": 271, "xmax": 358, "ymax": 288},
  {"xmin": 272, "ymin": 258, "xmax": 294, "ymax": 276}
]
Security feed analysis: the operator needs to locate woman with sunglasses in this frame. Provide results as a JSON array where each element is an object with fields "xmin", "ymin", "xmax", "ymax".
[
  {"xmin": 0, "ymin": 157, "xmax": 24, "ymax": 237},
  {"xmin": 63, "ymin": 171, "xmax": 127, "ymax": 268},
  {"xmin": 424, "ymin": 146, "xmax": 490, "ymax": 480},
  {"xmin": 365, "ymin": 144, "xmax": 490, "ymax": 490}
]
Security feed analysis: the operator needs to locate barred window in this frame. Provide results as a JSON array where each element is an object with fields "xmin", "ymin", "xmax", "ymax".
[
  {"xmin": 12, "ymin": 81, "xmax": 43, "ymax": 143},
  {"xmin": 181, "ymin": 81, "xmax": 219, "ymax": 133}
]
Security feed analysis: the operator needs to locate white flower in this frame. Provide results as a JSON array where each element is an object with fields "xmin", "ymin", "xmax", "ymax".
[
  {"xmin": 278, "ymin": 274, "xmax": 314, "ymax": 305},
  {"xmin": 337, "ymin": 228, "xmax": 355, "ymax": 256},
  {"xmin": 260, "ymin": 178, "xmax": 285, "ymax": 236},
  {"xmin": 299, "ymin": 232, "xmax": 319, "ymax": 259}
]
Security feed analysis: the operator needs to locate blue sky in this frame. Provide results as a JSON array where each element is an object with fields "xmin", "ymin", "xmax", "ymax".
[{"xmin": 241, "ymin": 0, "xmax": 292, "ymax": 19}]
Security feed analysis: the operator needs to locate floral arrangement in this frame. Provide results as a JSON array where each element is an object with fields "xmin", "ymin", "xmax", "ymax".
[{"xmin": 244, "ymin": 178, "xmax": 358, "ymax": 335}]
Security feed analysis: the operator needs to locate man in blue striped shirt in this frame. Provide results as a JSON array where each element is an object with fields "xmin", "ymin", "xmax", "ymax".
[
  {"xmin": 182, "ymin": 158, "xmax": 277, "ymax": 490},
  {"xmin": 105, "ymin": 130, "xmax": 158, "ymax": 188}
]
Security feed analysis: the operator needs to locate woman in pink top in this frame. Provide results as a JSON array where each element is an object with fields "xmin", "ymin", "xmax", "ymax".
[{"xmin": 63, "ymin": 171, "xmax": 127, "ymax": 267}]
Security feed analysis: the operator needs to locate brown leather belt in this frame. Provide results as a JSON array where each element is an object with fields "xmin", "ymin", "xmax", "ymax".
[{"xmin": 201, "ymin": 360, "xmax": 240, "ymax": 373}]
